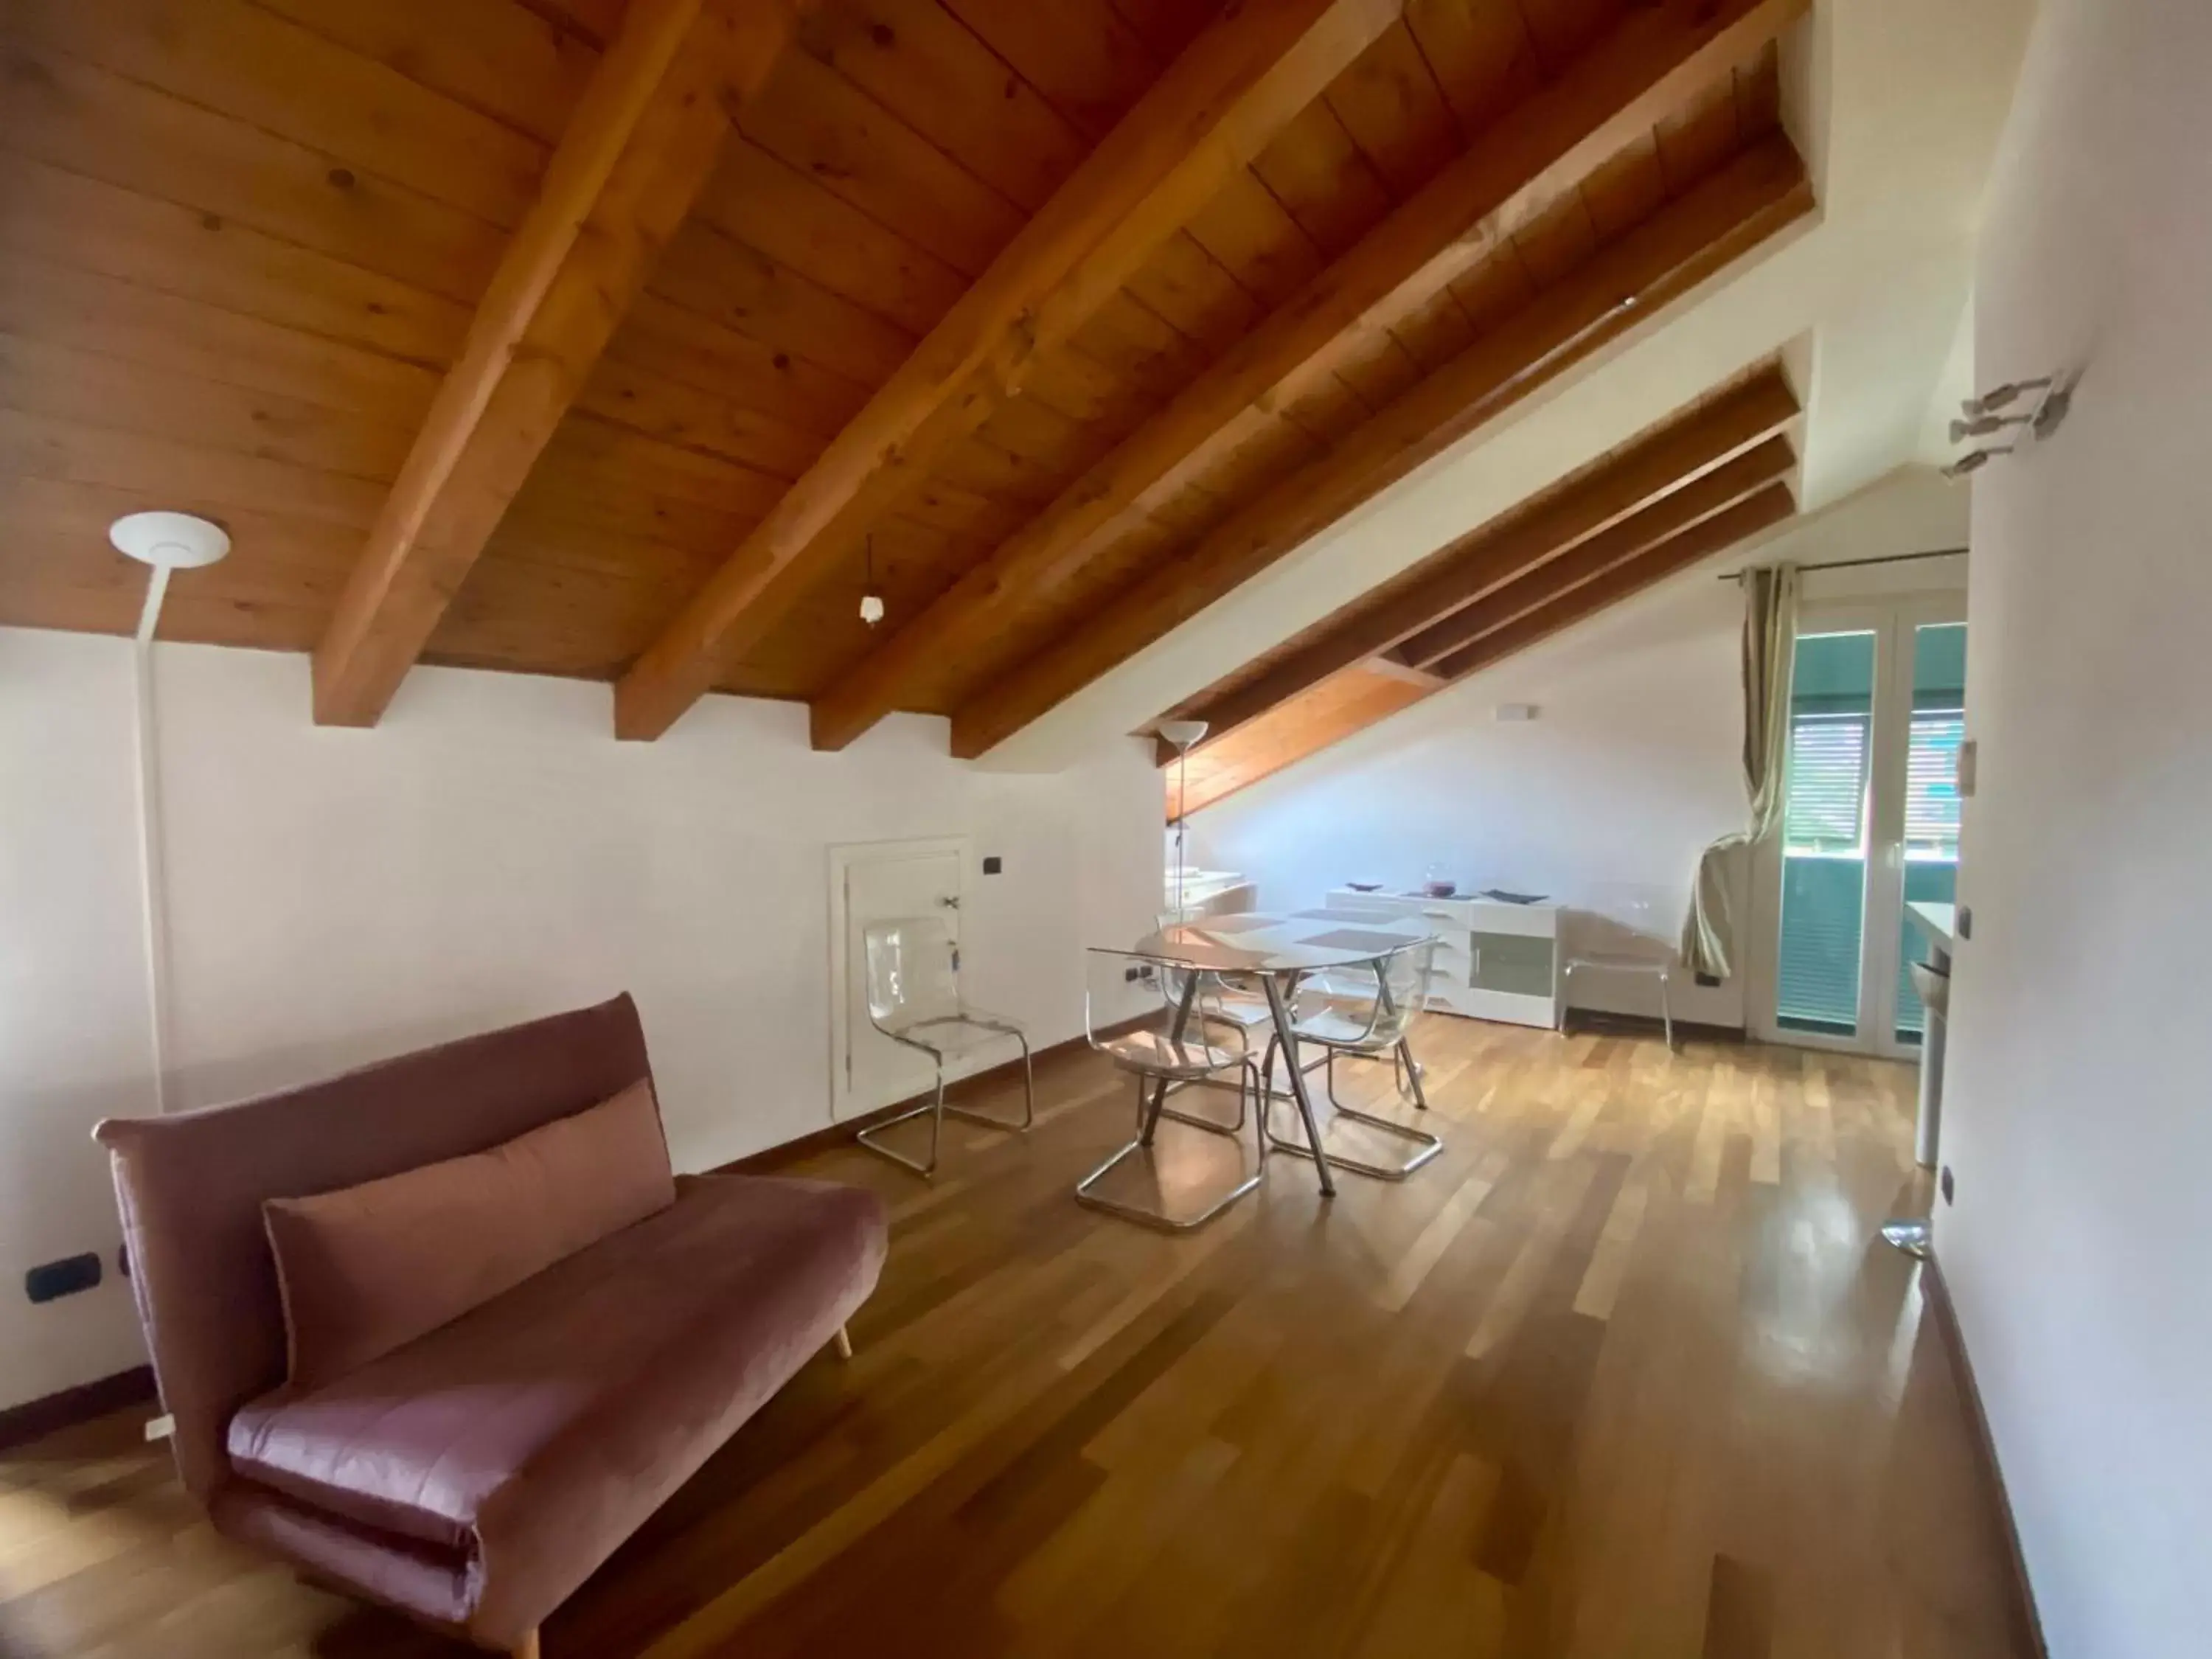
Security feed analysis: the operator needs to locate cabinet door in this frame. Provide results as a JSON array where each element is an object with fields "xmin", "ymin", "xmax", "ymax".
[{"xmin": 1472, "ymin": 932, "xmax": 1554, "ymax": 998}]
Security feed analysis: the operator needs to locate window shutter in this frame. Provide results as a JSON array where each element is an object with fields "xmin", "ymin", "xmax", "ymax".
[
  {"xmin": 1905, "ymin": 713, "xmax": 1964, "ymax": 851},
  {"xmin": 1784, "ymin": 714, "xmax": 1869, "ymax": 852}
]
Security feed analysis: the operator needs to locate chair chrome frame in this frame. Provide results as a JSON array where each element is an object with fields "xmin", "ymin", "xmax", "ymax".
[
  {"xmin": 1075, "ymin": 951, "xmax": 1266, "ymax": 1231},
  {"xmin": 855, "ymin": 1015, "xmax": 1034, "ymax": 1179},
  {"xmin": 1259, "ymin": 942, "xmax": 1443, "ymax": 1182},
  {"xmin": 1150, "ymin": 966, "xmax": 1270, "ymax": 1139},
  {"xmin": 854, "ymin": 918, "xmax": 1035, "ymax": 1180}
]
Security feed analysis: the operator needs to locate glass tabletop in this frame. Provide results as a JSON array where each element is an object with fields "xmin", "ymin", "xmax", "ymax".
[{"xmin": 1126, "ymin": 911, "xmax": 1437, "ymax": 975}]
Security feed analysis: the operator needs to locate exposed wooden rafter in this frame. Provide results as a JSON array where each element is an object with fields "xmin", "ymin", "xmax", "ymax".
[
  {"xmin": 1433, "ymin": 481, "xmax": 1797, "ymax": 678},
  {"xmin": 311, "ymin": 0, "xmax": 794, "ymax": 728},
  {"xmin": 1169, "ymin": 481, "xmax": 1799, "ymax": 818},
  {"xmin": 1391, "ymin": 436, "xmax": 1795, "ymax": 667},
  {"xmin": 1158, "ymin": 372, "xmax": 1801, "ymax": 759},
  {"xmin": 609, "ymin": 0, "xmax": 1406, "ymax": 742},
  {"xmin": 807, "ymin": 0, "xmax": 1809, "ymax": 754},
  {"xmin": 949, "ymin": 133, "xmax": 1815, "ymax": 760},
  {"xmin": 1168, "ymin": 662, "xmax": 1434, "ymax": 819}
]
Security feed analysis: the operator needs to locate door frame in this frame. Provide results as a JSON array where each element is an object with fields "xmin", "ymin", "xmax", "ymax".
[
  {"xmin": 1747, "ymin": 592, "xmax": 1966, "ymax": 1056},
  {"xmin": 827, "ymin": 835, "xmax": 971, "ymax": 1121}
]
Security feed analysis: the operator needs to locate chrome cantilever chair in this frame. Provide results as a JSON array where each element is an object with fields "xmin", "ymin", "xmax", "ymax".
[
  {"xmin": 1077, "ymin": 947, "xmax": 1265, "ymax": 1231},
  {"xmin": 1261, "ymin": 939, "xmax": 1443, "ymax": 1180},
  {"xmin": 854, "ymin": 915, "xmax": 1033, "ymax": 1178}
]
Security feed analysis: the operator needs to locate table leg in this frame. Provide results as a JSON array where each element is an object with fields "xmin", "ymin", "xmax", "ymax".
[
  {"xmin": 1913, "ymin": 940, "xmax": 1952, "ymax": 1169},
  {"xmin": 1263, "ymin": 974, "xmax": 1335, "ymax": 1198},
  {"xmin": 1882, "ymin": 938, "xmax": 1953, "ymax": 1258},
  {"xmin": 1141, "ymin": 973, "xmax": 1200, "ymax": 1148}
]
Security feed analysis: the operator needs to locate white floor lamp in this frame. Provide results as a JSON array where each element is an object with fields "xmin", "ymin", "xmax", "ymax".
[
  {"xmin": 1158, "ymin": 719, "xmax": 1208, "ymax": 923},
  {"xmin": 110, "ymin": 511, "xmax": 230, "ymax": 1116}
]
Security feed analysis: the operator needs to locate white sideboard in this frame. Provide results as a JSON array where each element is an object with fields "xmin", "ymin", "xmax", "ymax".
[
  {"xmin": 1169, "ymin": 869, "xmax": 1256, "ymax": 919},
  {"xmin": 1326, "ymin": 889, "xmax": 1561, "ymax": 1029}
]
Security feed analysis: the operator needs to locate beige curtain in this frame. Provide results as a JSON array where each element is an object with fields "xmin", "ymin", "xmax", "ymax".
[{"xmin": 1680, "ymin": 564, "xmax": 1798, "ymax": 980}]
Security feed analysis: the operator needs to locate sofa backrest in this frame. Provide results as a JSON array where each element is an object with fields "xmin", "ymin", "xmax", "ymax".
[{"xmin": 94, "ymin": 994, "xmax": 655, "ymax": 1500}]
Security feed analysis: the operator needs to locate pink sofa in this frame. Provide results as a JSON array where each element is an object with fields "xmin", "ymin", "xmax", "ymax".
[{"xmin": 95, "ymin": 994, "xmax": 886, "ymax": 1657}]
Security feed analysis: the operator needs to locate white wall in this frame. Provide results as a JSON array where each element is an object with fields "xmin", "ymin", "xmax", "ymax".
[
  {"xmin": 0, "ymin": 632, "xmax": 161, "ymax": 1408},
  {"xmin": 1189, "ymin": 468, "xmax": 1966, "ymax": 1032},
  {"xmin": 1936, "ymin": 2, "xmax": 2212, "ymax": 1653},
  {"xmin": 0, "ymin": 633, "xmax": 1161, "ymax": 1410}
]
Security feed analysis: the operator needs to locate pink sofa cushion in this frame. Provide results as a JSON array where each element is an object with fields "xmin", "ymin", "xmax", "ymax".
[
  {"xmin": 263, "ymin": 1079, "xmax": 674, "ymax": 1388},
  {"xmin": 226, "ymin": 1174, "xmax": 886, "ymax": 1620}
]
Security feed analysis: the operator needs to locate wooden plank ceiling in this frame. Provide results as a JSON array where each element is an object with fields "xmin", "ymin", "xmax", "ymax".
[
  {"xmin": 1163, "ymin": 360, "xmax": 1803, "ymax": 818},
  {"xmin": 0, "ymin": 0, "xmax": 1813, "ymax": 748}
]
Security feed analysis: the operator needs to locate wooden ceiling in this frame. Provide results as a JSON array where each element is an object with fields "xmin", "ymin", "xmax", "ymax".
[
  {"xmin": 0, "ymin": 0, "xmax": 1813, "ymax": 750},
  {"xmin": 1163, "ymin": 361, "xmax": 1802, "ymax": 817}
]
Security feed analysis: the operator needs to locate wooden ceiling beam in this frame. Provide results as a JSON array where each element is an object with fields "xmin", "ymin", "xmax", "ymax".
[
  {"xmin": 807, "ymin": 0, "xmax": 1809, "ymax": 754},
  {"xmin": 1432, "ymin": 482, "xmax": 1798, "ymax": 680},
  {"xmin": 609, "ymin": 0, "xmax": 1405, "ymax": 742},
  {"xmin": 1168, "ymin": 663, "xmax": 1434, "ymax": 819},
  {"xmin": 950, "ymin": 133, "xmax": 1813, "ymax": 760},
  {"xmin": 1363, "ymin": 653, "xmax": 1446, "ymax": 689},
  {"xmin": 311, "ymin": 0, "xmax": 790, "ymax": 728},
  {"xmin": 1391, "ymin": 431, "xmax": 1798, "ymax": 667},
  {"xmin": 1150, "ymin": 435, "xmax": 1790, "ymax": 770},
  {"xmin": 1172, "ymin": 482, "xmax": 1798, "ymax": 816},
  {"xmin": 1155, "ymin": 377, "xmax": 1799, "ymax": 762}
]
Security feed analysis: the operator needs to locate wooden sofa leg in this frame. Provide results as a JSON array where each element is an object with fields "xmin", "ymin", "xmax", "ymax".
[
  {"xmin": 509, "ymin": 1631, "xmax": 540, "ymax": 1659},
  {"xmin": 833, "ymin": 1324, "xmax": 853, "ymax": 1361}
]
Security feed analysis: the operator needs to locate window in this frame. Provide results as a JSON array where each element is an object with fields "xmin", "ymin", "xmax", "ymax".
[
  {"xmin": 1905, "ymin": 712, "xmax": 1964, "ymax": 855},
  {"xmin": 1783, "ymin": 712, "xmax": 1870, "ymax": 853}
]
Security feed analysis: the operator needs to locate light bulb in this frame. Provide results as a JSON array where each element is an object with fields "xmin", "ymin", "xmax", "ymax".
[{"xmin": 859, "ymin": 593, "xmax": 885, "ymax": 626}]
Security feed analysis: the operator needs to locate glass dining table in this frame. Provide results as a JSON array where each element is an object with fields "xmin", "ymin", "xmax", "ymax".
[{"xmin": 1128, "ymin": 908, "xmax": 1441, "ymax": 1200}]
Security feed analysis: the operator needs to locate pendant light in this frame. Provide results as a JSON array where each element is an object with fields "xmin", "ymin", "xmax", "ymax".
[{"xmin": 859, "ymin": 534, "xmax": 884, "ymax": 626}]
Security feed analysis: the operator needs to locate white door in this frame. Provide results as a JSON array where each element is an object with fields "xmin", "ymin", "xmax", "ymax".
[
  {"xmin": 1749, "ymin": 595, "xmax": 1966, "ymax": 1056},
  {"xmin": 829, "ymin": 838, "xmax": 968, "ymax": 1119}
]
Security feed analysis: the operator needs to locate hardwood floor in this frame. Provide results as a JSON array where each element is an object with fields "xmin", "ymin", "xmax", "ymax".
[{"xmin": 0, "ymin": 1021, "xmax": 2038, "ymax": 1658}]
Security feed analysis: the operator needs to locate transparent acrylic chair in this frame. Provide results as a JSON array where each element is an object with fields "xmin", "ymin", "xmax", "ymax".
[
  {"xmin": 853, "ymin": 916, "xmax": 1033, "ymax": 1178},
  {"xmin": 1150, "ymin": 912, "xmax": 1272, "ymax": 1136},
  {"xmin": 1077, "ymin": 947, "xmax": 1265, "ymax": 1231},
  {"xmin": 1259, "ymin": 939, "xmax": 1443, "ymax": 1180},
  {"xmin": 1558, "ymin": 886, "xmax": 1677, "ymax": 1051}
]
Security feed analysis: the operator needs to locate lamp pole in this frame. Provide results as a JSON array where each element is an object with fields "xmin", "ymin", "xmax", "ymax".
[{"xmin": 1157, "ymin": 720, "xmax": 1208, "ymax": 922}]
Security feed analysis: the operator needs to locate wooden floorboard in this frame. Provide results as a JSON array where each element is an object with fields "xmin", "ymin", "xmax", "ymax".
[{"xmin": 0, "ymin": 1023, "xmax": 2037, "ymax": 1658}]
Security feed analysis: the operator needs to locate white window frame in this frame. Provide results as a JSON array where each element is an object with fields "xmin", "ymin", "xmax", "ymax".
[{"xmin": 1747, "ymin": 591, "xmax": 1966, "ymax": 1057}]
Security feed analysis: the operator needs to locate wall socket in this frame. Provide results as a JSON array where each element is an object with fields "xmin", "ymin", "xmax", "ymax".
[{"xmin": 26, "ymin": 1252, "xmax": 103, "ymax": 1304}]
